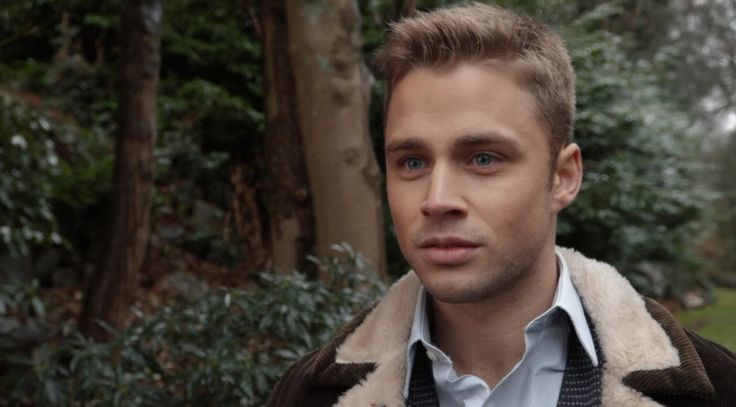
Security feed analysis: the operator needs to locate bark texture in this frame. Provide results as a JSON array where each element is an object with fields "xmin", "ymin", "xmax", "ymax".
[
  {"xmin": 262, "ymin": 0, "xmax": 316, "ymax": 274},
  {"xmin": 79, "ymin": 0, "xmax": 162, "ymax": 339},
  {"xmin": 284, "ymin": 0, "xmax": 385, "ymax": 276}
]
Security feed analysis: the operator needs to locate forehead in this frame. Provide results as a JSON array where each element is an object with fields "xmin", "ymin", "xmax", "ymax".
[{"xmin": 385, "ymin": 64, "xmax": 546, "ymax": 152}]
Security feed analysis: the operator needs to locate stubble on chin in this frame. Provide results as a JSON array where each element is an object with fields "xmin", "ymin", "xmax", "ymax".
[{"xmin": 418, "ymin": 241, "xmax": 547, "ymax": 305}]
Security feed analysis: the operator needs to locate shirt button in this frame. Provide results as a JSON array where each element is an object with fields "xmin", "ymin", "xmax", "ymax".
[{"xmin": 426, "ymin": 351, "xmax": 437, "ymax": 362}]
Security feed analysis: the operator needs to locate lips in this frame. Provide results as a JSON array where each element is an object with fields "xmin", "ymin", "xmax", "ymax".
[{"xmin": 418, "ymin": 236, "xmax": 479, "ymax": 265}]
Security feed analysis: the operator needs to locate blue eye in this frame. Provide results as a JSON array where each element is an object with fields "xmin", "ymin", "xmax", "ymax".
[
  {"xmin": 404, "ymin": 157, "xmax": 425, "ymax": 171},
  {"xmin": 472, "ymin": 153, "xmax": 496, "ymax": 166}
]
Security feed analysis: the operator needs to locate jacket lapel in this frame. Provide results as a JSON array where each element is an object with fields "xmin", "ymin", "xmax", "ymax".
[
  {"xmin": 559, "ymin": 248, "xmax": 714, "ymax": 406},
  {"xmin": 621, "ymin": 299, "xmax": 714, "ymax": 400},
  {"xmin": 332, "ymin": 272, "xmax": 421, "ymax": 407},
  {"xmin": 307, "ymin": 306, "xmax": 379, "ymax": 393}
]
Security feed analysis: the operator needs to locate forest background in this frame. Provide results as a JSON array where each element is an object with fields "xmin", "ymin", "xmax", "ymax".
[{"xmin": 1, "ymin": 0, "xmax": 735, "ymax": 405}]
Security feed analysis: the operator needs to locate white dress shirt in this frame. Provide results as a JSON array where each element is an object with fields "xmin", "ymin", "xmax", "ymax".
[{"xmin": 403, "ymin": 252, "xmax": 598, "ymax": 406}]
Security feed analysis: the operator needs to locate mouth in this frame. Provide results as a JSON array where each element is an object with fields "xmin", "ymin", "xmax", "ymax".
[{"xmin": 418, "ymin": 236, "xmax": 480, "ymax": 265}]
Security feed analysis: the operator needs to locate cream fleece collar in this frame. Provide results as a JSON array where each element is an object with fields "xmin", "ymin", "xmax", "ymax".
[{"xmin": 332, "ymin": 247, "xmax": 688, "ymax": 407}]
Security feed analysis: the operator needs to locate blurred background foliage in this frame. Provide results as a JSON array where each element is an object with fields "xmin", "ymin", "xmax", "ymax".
[
  {"xmin": 2, "ymin": 245, "xmax": 384, "ymax": 406},
  {"xmin": 1, "ymin": 0, "xmax": 735, "ymax": 404}
]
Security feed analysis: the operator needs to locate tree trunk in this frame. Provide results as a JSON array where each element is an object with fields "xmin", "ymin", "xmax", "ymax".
[
  {"xmin": 79, "ymin": 0, "xmax": 162, "ymax": 340},
  {"xmin": 262, "ymin": 0, "xmax": 316, "ymax": 274},
  {"xmin": 284, "ymin": 0, "xmax": 386, "ymax": 276}
]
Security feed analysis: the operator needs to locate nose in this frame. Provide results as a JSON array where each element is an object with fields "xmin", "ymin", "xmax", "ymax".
[{"xmin": 420, "ymin": 164, "xmax": 467, "ymax": 218}]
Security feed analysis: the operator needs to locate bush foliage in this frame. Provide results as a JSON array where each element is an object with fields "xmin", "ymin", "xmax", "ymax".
[
  {"xmin": 0, "ymin": 92, "xmax": 63, "ymax": 257},
  {"xmin": 1, "ymin": 245, "xmax": 386, "ymax": 406}
]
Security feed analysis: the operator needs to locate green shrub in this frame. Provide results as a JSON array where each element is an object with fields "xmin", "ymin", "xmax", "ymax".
[
  {"xmin": 0, "ymin": 279, "xmax": 46, "ymax": 320},
  {"xmin": 1, "ymin": 244, "xmax": 386, "ymax": 406},
  {"xmin": 0, "ymin": 88, "xmax": 113, "ymax": 266},
  {"xmin": 0, "ymin": 91, "xmax": 64, "ymax": 257}
]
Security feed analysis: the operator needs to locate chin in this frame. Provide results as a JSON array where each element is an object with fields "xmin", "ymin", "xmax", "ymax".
[
  {"xmin": 416, "ymin": 259, "xmax": 523, "ymax": 304},
  {"xmin": 425, "ymin": 282, "xmax": 496, "ymax": 304},
  {"xmin": 417, "ymin": 268, "xmax": 498, "ymax": 304}
]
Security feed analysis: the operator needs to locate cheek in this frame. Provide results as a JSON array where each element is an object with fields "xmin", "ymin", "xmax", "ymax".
[
  {"xmin": 387, "ymin": 185, "xmax": 421, "ymax": 264},
  {"xmin": 477, "ymin": 182, "xmax": 550, "ymax": 233},
  {"xmin": 387, "ymin": 182, "xmax": 415, "ymax": 233}
]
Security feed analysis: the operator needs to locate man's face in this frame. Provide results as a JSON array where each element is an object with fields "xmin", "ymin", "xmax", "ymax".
[{"xmin": 385, "ymin": 63, "xmax": 571, "ymax": 304}]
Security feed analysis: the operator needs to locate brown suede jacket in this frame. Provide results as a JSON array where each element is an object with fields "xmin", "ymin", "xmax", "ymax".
[{"xmin": 267, "ymin": 248, "xmax": 736, "ymax": 407}]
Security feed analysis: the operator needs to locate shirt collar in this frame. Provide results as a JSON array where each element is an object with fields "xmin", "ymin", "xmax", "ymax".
[
  {"xmin": 555, "ymin": 251, "xmax": 598, "ymax": 366},
  {"xmin": 405, "ymin": 250, "xmax": 598, "ymax": 377},
  {"xmin": 407, "ymin": 283, "xmax": 430, "ymax": 348}
]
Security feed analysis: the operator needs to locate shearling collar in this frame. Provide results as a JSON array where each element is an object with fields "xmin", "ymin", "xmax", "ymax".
[{"xmin": 329, "ymin": 247, "xmax": 714, "ymax": 407}]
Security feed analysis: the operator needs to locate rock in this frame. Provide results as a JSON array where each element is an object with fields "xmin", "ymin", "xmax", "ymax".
[
  {"xmin": 32, "ymin": 248, "xmax": 64, "ymax": 281},
  {"xmin": 157, "ymin": 222, "xmax": 184, "ymax": 241},
  {"xmin": 0, "ymin": 316, "xmax": 50, "ymax": 352},
  {"xmin": 682, "ymin": 290, "xmax": 707, "ymax": 310},
  {"xmin": 0, "ymin": 253, "xmax": 32, "ymax": 283},
  {"xmin": 51, "ymin": 266, "xmax": 78, "ymax": 287},
  {"xmin": 160, "ymin": 271, "xmax": 208, "ymax": 301},
  {"xmin": 192, "ymin": 200, "xmax": 224, "ymax": 234}
]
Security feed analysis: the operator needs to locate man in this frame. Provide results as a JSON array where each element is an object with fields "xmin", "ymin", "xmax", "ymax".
[{"xmin": 267, "ymin": 3, "xmax": 736, "ymax": 406}]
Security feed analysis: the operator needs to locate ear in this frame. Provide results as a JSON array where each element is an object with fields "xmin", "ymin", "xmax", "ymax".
[{"xmin": 551, "ymin": 143, "xmax": 582, "ymax": 213}]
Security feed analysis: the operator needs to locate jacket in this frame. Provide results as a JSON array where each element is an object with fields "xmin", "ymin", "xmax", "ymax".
[{"xmin": 267, "ymin": 248, "xmax": 736, "ymax": 406}]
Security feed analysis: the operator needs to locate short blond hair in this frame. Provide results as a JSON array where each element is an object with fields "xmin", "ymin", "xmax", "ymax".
[{"xmin": 376, "ymin": 3, "xmax": 575, "ymax": 166}]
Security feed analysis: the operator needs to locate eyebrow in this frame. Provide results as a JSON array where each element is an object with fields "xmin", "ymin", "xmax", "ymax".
[
  {"xmin": 453, "ymin": 132, "xmax": 522, "ymax": 153},
  {"xmin": 384, "ymin": 137, "xmax": 427, "ymax": 155},
  {"xmin": 385, "ymin": 132, "xmax": 522, "ymax": 155}
]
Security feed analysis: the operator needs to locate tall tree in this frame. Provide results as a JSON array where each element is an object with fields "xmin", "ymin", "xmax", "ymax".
[
  {"xmin": 265, "ymin": 0, "xmax": 386, "ymax": 276},
  {"xmin": 79, "ymin": 0, "xmax": 162, "ymax": 339},
  {"xmin": 261, "ymin": 0, "xmax": 316, "ymax": 274}
]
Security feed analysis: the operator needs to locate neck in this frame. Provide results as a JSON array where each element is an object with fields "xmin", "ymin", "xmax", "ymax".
[{"xmin": 429, "ymin": 244, "xmax": 559, "ymax": 387}]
